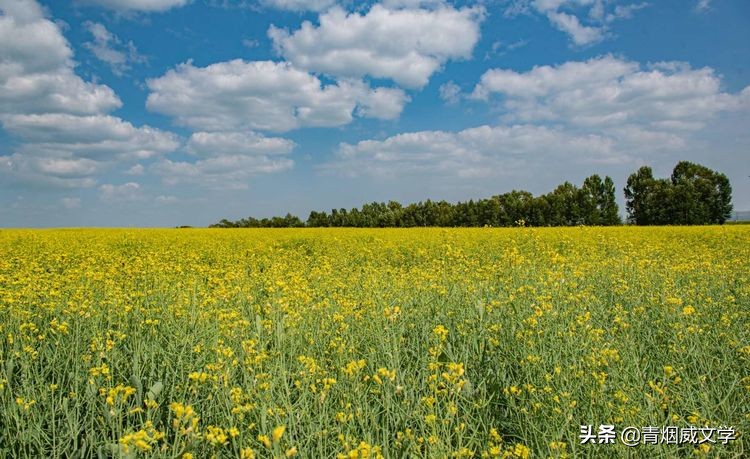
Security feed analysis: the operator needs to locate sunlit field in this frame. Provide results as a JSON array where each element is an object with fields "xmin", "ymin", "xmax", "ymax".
[{"xmin": 0, "ymin": 227, "xmax": 748, "ymax": 458}]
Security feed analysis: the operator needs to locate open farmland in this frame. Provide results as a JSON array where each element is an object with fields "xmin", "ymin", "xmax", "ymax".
[{"xmin": 0, "ymin": 227, "xmax": 748, "ymax": 458}]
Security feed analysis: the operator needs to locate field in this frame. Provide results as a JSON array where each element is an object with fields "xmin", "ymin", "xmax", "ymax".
[{"xmin": 0, "ymin": 227, "xmax": 748, "ymax": 458}]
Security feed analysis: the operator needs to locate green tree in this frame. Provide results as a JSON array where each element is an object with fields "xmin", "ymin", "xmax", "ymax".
[
  {"xmin": 624, "ymin": 166, "xmax": 657, "ymax": 225},
  {"xmin": 600, "ymin": 176, "xmax": 621, "ymax": 225},
  {"xmin": 670, "ymin": 161, "xmax": 732, "ymax": 224},
  {"xmin": 581, "ymin": 175, "xmax": 621, "ymax": 225},
  {"xmin": 624, "ymin": 162, "xmax": 732, "ymax": 225}
]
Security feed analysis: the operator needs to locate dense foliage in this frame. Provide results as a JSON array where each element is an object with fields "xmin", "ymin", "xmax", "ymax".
[
  {"xmin": 213, "ymin": 161, "xmax": 734, "ymax": 228},
  {"xmin": 1, "ymin": 228, "xmax": 748, "ymax": 458},
  {"xmin": 212, "ymin": 175, "xmax": 620, "ymax": 228},
  {"xmin": 624, "ymin": 161, "xmax": 733, "ymax": 225}
]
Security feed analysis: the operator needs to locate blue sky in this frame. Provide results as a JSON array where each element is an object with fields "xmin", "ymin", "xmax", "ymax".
[{"xmin": 1, "ymin": 0, "xmax": 749, "ymax": 227}]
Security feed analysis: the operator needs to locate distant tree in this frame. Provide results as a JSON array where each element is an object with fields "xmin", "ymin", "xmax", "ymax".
[
  {"xmin": 600, "ymin": 176, "xmax": 621, "ymax": 225},
  {"xmin": 624, "ymin": 162, "xmax": 732, "ymax": 225},
  {"xmin": 670, "ymin": 161, "xmax": 732, "ymax": 224},
  {"xmin": 211, "ymin": 174, "xmax": 628, "ymax": 228},
  {"xmin": 581, "ymin": 175, "xmax": 621, "ymax": 225},
  {"xmin": 545, "ymin": 182, "xmax": 582, "ymax": 226},
  {"xmin": 498, "ymin": 190, "xmax": 534, "ymax": 225},
  {"xmin": 307, "ymin": 211, "xmax": 329, "ymax": 227},
  {"xmin": 624, "ymin": 166, "xmax": 657, "ymax": 225}
]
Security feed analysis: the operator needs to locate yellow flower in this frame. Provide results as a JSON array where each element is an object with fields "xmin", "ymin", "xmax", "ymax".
[
  {"xmin": 258, "ymin": 434, "xmax": 271, "ymax": 449},
  {"xmin": 510, "ymin": 443, "xmax": 530, "ymax": 459},
  {"xmin": 272, "ymin": 425, "xmax": 286, "ymax": 443},
  {"xmin": 433, "ymin": 325, "xmax": 449, "ymax": 341},
  {"xmin": 342, "ymin": 359, "xmax": 366, "ymax": 377},
  {"xmin": 205, "ymin": 425, "xmax": 228, "ymax": 446}
]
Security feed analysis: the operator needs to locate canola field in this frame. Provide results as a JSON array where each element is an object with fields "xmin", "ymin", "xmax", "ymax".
[{"xmin": 0, "ymin": 227, "xmax": 748, "ymax": 458}]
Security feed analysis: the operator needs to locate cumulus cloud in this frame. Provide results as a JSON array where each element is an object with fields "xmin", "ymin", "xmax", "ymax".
[
  {"xmin": 146, "ymin": 59, "xmax": 409, "ymax": 132},
  {"xmin": 0, "ymin": 153, "xmax": 98, "ymax": 188},
  {"xmin": 78, "ymin": 0, "xmax": 189, "ymax": 12},
  {"xmin": 125, "ymin": 163, "xmax": 145, "ymax": 175},
  {"xmin": 439, "ymin": 81, "xmax": 461, "ymax": 104},
  {"xmin": 471, "ymin": 55, "xmax": 749, "ymax": 129},
  {"xmin": 99, "ymin": 181, "xmax": 143, "ymax": 201},
  {"xmin": 83, "ymin": 21, "xmax": 146, "ymax": 76},
  {"xmin": 0, "ymin": 3, "xmax": 120, "ymax": 116},
  {"xmin": 546, "ymin": 10, "xmax": 604, "ymax": 46},
  {"xmin": 4, "ymin": 154, "xmax": 100, "ymax": 178},
  {"xmin": 324, "ymin": 55, "xmax": 750, "ymax": 180},
  {"xmin": 268, "ymin": 4, "xmax": 484, "ymax": 88},
  {"xmin": 3, "ymin": 114, "xmax": 178, "ymax": 159},
  {"xmin": 186, "ymin": 131, "xmax": 295, "ymax": 157},
  {"xmin": 322, "ymin": 124, "xmax": 640, "ymax": 178},
  {"xmin": 150, "ymin": 130, "xmax": 297, "ymax": 189},
  {"xmin": 153, "ymin": 155, "xmax": 294, "ymax": 189},
  {"xmin": 0, "ymin": 0, "xmax": 179, "ymax": 188},
  {"xmin": 505, "ymin": 1, "xmax": 648, "ymax": 46}
]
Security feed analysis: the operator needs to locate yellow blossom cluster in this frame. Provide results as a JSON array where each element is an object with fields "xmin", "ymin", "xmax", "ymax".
[{"xmin": 0, "ymin": 226, "xmax": 748, "ymax": 457}]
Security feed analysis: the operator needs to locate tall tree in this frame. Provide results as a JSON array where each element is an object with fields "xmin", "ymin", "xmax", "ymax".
[
  {"xmin": 624, "ymin": 166, "xmax": 657, "ymax": 225},
  {"xmin": 625, "ymin": 162, "xmax": 732, "ymax": 225},
  {"xmin": 670, "ymin": 161, "xmax": 732, "ymax": 224},
  {"xmin": 600, "ymin": 176, "xmax": 621, "ymax": 225},
  {"xmin": 581, "ymin": 175, "xmax": 621, "ymax": 225}
]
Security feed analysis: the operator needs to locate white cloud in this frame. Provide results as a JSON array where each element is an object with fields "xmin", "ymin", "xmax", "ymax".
[
  {"xmin": 439, "ymin": 81, "xmax": 461, "ymax": 104},
  {"xmin": 606, "ymin": 3, "xmax": 648, "ymax": 22},
  {"xmin": 242, "ymin": 38, "xmax": 259, "ymax": 48},
  {"xmin": 7, "ymin": 154, "xmax": 100, "ymax": 177},
  {"xmin": 0, "ymin": 70, "xmax": 121, "ymax": 116},
  {"xmin": 355, "ymin": 83, "xmax": 410, "ymax": 119},
  {"xmin": 187, "ymin": 131, "xmax": 295, "ymax": 156},
  {"xmin": 3, "ymin": 114, "xmax": 178, "ymax": 160},
  {"xmin": 126, "ymin": 163, "xmax": 145, "ymax": 175},
  {"xmin": 487, "ymin": 39, "xmax": 529, "ymax": 59},
  {"xmin": 0, "ymin": 0, "xmax": 179, "ymax": 188},
  {"xmin": 146, "ymin": 59, "xmax": 408, "ymax": 132},
  {"xmin": 153, "ymin": 155, "xmax": 294, "ymax": 189},
  {"xmin": 153, "ymin": 130, "xmax": 298, "ymax": 189},
  {"xmin": 505, "ymin": 1, "xmax": 648, "ymax": 46},
  {"xmin": 61, "ymin": 197, "xmax": 81, "ymax": 209},
  {"xmin": 0, "ymin": 153, "xmax": 99, "ymax": 188},
  {"xmin": 99, "ymin": 182, "xmax": 142, "ymax": 201},
  {"xmin": 0, "ymin": 3, "xmax": 120, "ymax": 116},
  {"xmin": 323, "ymin": 124, "xmax": 636, "ymax": 178},
  {"xmin": 268, "ymin": 4, "xmax": 484, "ymax": 88},
  {"xmin": 83, "ymin": 21, "xmax": 146, "ymax": 76},
  {"xmin": 0, "ymin": 2, "xmax": 71, "ymax": 72},
  {"xmin": 695, "ymin": 0, "xmax": 711, "ymax": 12},
  {"xmin": 472, "ymin": 55, "xmax": 749, "ymax": 129},
  {"xmin": 260, "ymin": 0, "xmax": 337, "ymax": 12},
  {"xmin": 78, "ymin": 0, "xmax": 189, "ymax": 12},
  {"xmin": 325, "ymin": 55, "xmax": 750, "ymax": 180},
  {"xmin": 546, "ymin": 11, "xmax": 604, "ymax": 46}
]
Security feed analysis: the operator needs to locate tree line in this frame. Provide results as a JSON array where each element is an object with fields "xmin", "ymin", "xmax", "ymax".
[
  {"xmin": 210, "ymin": 161, "xmax": 732, "ymax": 228},
  {"xmin": 211, "ymin": 174, "xmax": 620, "ymax": 228}
]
